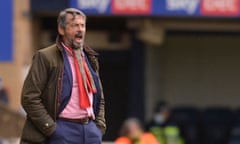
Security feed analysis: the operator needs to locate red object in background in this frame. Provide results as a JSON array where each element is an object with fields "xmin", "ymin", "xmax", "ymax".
[
  {"xmin": 112, "ymin": 0, "xmax": 152, "ymax": 14},
  {"xmin": 201, "ymin": 0, "xmax": 239, "ymax": 16}
]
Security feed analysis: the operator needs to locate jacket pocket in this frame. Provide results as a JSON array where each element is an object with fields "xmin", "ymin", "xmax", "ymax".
[{"xmin": 21, "ymin": 119, "xmax": 46, "ymax": 143}]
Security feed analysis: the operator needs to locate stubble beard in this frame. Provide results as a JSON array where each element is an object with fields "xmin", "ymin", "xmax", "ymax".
[
  {"xmin": 72, "ymin": 42, "xmax": 83, "ymax": 50},
  {"xmin": 68, "ymin": 38, "xmax": 84, "ymax": 50}
]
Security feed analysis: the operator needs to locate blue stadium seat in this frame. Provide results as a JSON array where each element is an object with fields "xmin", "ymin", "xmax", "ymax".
[
  {"xmin": 228, "ymin": 137, "xmax": 240, "ymax": 144},
  {"xmin": 228, "ymin": 109, "xmax": 240, "ymax": 144},
  {"xmin": 201, "ymin": 107, "xmax": 234, "ymax": 144},
  {"xmin": 171, "ymin": 106, "xmax": 201, "ymax": 144}
]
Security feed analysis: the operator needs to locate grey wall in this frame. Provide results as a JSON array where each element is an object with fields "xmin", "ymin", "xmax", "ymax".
[{"xmin": 145, "ymin": 32, "xmax": 240, "ymax": 120}]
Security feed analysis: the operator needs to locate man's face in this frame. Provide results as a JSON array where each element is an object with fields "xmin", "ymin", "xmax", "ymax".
[{"xmin": 61, "ymin": 14, "xmax": 86, "ymax": 49}]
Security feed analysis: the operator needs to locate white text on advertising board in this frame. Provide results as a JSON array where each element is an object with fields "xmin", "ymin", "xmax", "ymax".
[
  {"xmin": 113, "ymin": 0, "xmax": 149, "ymax": 10},
  {"xmin": 202, "ymin": 0, "xmax": 238, "ymax": 13},
  {"xmin": 77, "ymin": 0, "xmax": 110, "ymax": 13},
  {"xmin": 112, "ymin": 0, "xmax": 151, "ymax": 14},
  {"xmin": 166, "ymin": 0, "xmax": 200, "ymax": 14}
]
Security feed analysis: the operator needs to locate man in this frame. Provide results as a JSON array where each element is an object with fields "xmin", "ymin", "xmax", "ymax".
[{"xmin": 20, "ymin": 8, "xmax": 106, "ymax": 144}]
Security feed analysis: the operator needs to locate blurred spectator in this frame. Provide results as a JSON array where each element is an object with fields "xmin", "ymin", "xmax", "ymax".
[
  {"xmin": 115, "ymin": 118, "xmax": 159, "ymax": 144},
  {"xmin": 146, "ymin": 101, "xmax": 184, "ymax": 144},
  {"xmin": 0, "ymin": 78, "xmax": 9, "ymax": 105}
]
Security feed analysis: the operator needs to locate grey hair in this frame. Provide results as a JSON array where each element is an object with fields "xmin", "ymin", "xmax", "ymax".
[{"xmin": 57, "ymin": 8, "xmax": 86, "ymax": 28}]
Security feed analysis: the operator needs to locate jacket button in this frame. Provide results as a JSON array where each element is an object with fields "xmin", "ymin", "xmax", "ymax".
[{"xmin": 45, "ymin": 123, "xmax": 49, "ymax": 127}]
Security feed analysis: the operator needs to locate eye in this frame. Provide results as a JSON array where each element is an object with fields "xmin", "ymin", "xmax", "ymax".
[
  {"xmin": 70, "ymin": 23, "xmax": 78, "ymax": 28},
  {"xmin": 74, "ymin": 24, "xmax": 78, "ymax": 27}
]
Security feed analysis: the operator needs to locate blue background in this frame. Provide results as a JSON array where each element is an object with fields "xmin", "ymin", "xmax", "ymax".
[{"xmin": 0, "ymin": 0, "xmax": 13, "ymax": 62}]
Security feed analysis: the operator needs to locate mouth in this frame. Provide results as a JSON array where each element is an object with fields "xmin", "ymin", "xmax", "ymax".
[
  {"xmin": 74, "ymin": 33, "xmax": 84, "ymax": 45},
  {"xmin": 75, "ymin": 33, "xmax": 83, "ymax": 40},
  {"xmin": 76, "ymin": 33, "xmax": 82, "ymax": 38}
]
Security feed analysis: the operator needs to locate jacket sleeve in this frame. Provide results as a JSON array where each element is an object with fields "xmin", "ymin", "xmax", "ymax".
[
  {"xmin": 95, "ymin": 76, "xmax": 106, "ymax": 134},
  {"xmin": 21, "ymin": 52, "xmax": 56, "ymax": 136},
  {"xmin": 93, "ymin": 56, "xmax": 106, "ymax": 134}
]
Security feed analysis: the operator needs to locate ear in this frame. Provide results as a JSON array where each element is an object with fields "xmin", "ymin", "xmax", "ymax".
[{"xmin": 58, "ymin": 26, "xmax": 64, "ymax": 36}]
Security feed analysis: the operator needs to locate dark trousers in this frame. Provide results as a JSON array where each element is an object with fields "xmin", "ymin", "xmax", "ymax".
[{"xmin": 46, "ymin": 120, "xmax": 102, "ymax": 144}]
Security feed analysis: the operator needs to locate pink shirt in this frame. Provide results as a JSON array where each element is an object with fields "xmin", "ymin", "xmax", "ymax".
[{"xmin": 59, "ymin": 43, "xmax": 95, "ymax": 119}]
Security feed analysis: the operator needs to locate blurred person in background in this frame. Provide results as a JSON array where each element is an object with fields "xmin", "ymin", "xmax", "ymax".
[
  {"xmin": 0, "ymin": 78, "xmax": 9, "ymax": 105},
  {"xmin": 20, "ymin": 8, "xmax": 106, "ymax": 144},
  {"xmin": 146, "ymin": 101, "xmax": 184, "ymax": 144},
  {"xmin": 115, "ymin": 118, "xmax": 159, "ymax": 144}
]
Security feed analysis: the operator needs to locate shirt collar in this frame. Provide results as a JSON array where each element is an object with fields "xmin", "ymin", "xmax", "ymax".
[{"xmin": 61, "ymin": 42, "xmax": 73, "ymax": 56}]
